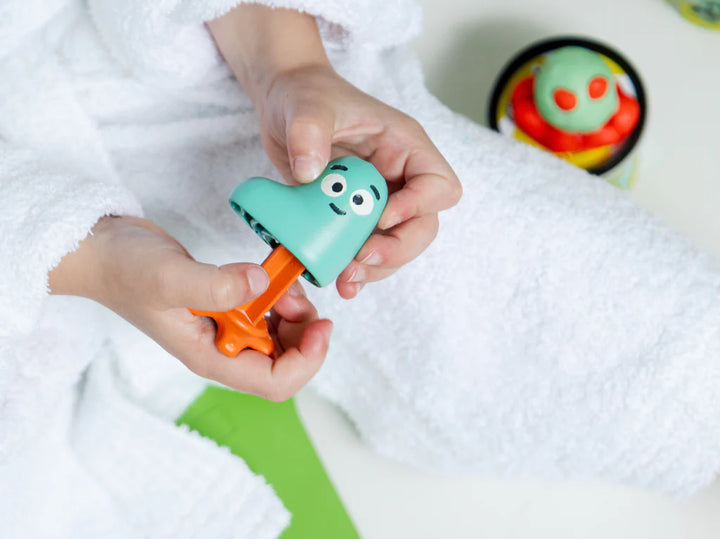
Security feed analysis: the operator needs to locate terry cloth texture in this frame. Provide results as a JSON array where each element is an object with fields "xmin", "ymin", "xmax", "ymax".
[{"xmin": 1, "ymin": 0, "xmax": 720, "ymax": 536}]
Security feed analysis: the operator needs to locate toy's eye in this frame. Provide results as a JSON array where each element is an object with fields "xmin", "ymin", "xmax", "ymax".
[
  {"xmin": 553, "ymin": 88, "xmax": 577, "ymax": 111},
  {"xmin": 349, "ymin": 189, "xmax": 374, "ymax": 216},
  {"xmin": 588, "ymin": 76, "xmax": 608, "ymax": 99},
  {"xmin": 321, "ymin": 174, "xmax": 346, "ymax": 197}
]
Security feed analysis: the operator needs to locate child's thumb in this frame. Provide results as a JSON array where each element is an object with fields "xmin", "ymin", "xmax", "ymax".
[
  {"xmin": 286, "ymin": 104, "xmax": 334, "ymax": 183},
  {"xmin": 166, "ymin": 260, "xmax": 269, "ymax": 311}
]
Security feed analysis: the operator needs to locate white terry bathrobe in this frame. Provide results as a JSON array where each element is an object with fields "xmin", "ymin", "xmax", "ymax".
[{"xmin": 2, "ymin": 0, "xmax": 720, "ymax": 537}]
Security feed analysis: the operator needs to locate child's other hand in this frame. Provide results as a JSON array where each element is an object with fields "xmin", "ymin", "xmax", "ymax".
[
  {"xmin": 255, "ymin": 65, "xmax": 463, "ymax": 298},
  {"xmin": 49, "ymin": 216, "xmax": 332, "ymax": 401}
]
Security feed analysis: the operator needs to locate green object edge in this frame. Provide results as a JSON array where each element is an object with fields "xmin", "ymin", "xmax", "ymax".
[{"xmin": 176, "ymin": 386, "xmax": 360, "ymax": 539}]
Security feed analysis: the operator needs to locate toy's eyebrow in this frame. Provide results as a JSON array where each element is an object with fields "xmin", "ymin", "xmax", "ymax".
[
  {"xmin": 331, "ymin": 165, "xmax": 348, "ymax": 171},
  {"xmin": 370, "ymin": 185, "xmax": 380, "ymax": 200}
]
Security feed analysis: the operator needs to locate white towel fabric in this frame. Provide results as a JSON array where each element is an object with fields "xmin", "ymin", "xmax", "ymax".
[
  {"xmin": 310, "ymin": 78, "xmax": 720, "ymax": 495},
  {"xmin": 1, "ymin": 0, "xmax": 720, "ymax": 536}
]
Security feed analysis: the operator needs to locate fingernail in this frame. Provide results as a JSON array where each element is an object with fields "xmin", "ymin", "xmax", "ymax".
[
  {"xmin": 346, "ymin": 266, "xmax": 365, "ymax": 283},
  {"xmin": 293, "ymin": 155, "xmax": 324, "ymax": 182},
  {"xmin": 247, "ymin": 266, "xmax": 269, "ymax": 295},
  {"xmin": 359, "ymin": 251, "xmax": 382, "ymax": 266},
  {"xmin": 381, "ymin": 214, "xmax": 403, "ymax": 230},
  {"xmin": 288, "ymin": 281, "xmax": 305, "ymax": 296}
]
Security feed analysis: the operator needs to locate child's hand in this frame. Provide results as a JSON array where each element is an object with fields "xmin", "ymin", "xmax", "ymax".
[
  {"xmin": 208, "ymin": 6, "xmax": 462, "ymax": 299},
  {"xmin": 255, "ymin": 64, "xmax": 463, "ymax": 298},
  {"xmin": 49, "ymin": 216, "xmax": 332, "ymax": 401}
]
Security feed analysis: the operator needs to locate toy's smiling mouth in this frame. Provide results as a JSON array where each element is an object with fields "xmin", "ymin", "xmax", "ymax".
[{"xmin": 329, "ymin": 203, "xmax": 346, "ymax": 216}]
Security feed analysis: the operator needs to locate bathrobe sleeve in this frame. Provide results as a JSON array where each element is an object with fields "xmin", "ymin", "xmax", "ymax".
[
  {"xmin": 169, "ymin": 0, "xmax": 424, "ymax": 47},
  {"xmin": 87, "ymin": 0, "xmax": 424, "ymax": 86},
  {"xmin": 0, "ymin": 142, "xmax": 142, "ymax": 336},
  {"xmin": 0, "ymin": 2, "xmax": 143, "ymax": 336}
]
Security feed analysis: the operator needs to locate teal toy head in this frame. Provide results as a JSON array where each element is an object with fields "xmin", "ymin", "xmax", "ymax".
[
  {"xmin": 229, "ymin": 156, "xmax": 388, "ymax": 287},
  {"xmin": 534, "ymin": 46, "xmax": 619, "ymax": 133}
]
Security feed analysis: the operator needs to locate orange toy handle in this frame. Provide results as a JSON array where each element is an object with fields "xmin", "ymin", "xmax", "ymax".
[
  {"xmin": 190, "ymin": 245, "xmax": 306, "ymax": 357},
  {"xmin": 242, "ymin": 245, "xmax": 307, "ymax": 325}
]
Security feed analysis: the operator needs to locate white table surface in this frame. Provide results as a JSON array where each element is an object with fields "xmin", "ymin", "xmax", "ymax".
[{"xmin": 297, "ymin": 1, "xmax": 720, "ymax": 537}]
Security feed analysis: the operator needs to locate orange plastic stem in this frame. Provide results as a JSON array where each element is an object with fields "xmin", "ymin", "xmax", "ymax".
[
  {"xmin": 190, "ymin": 245, "xmax": 306, "ymax": 357},
  {"xmin": 243, "ymin": 245, "xmax": 306, "ymax": 325}
]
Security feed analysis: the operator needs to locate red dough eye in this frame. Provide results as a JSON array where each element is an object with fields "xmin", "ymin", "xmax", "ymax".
[
  {"xmin": 588, "ymin": 76, "xmax": 608, "ymax": 99},
  {"xmin": 553, "ymin": 88, "xmax": 577, "ymax": 111}
]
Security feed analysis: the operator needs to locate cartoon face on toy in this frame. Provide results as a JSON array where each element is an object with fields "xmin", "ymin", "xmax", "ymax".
[
  {"xmin": 314, "ymin": 159, "xmax": 386, "ymax": 222},
  {"xmin": 229, "ymin": 156, "xmax": 388, "ymax": 287},
  {"xmin": 534, "ymin": 47, "xmax": 619, "ymax": 133}
]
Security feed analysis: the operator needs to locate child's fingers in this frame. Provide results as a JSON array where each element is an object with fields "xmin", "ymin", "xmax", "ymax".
[
  {"xmin": 360, "ymin": 214, "xmax": 439, "ymax": 271},
  {"xmin": 160, "ymin": 259, "xmax": 269, "ymax": 312},
  {"xmin": 286, "ymin": 101, "xmax": 335, "ymax": 183},
  {"xmin": 192, "ymin": 318, "xmax": 333, "ymax": 402},
  {"xmin": 371, "ymin": 136, "xmax": 461, "ymax": 231},
  {"xmin": 162, "ymin": 297, "xmax": 331, "ymax": 401},
  {"xmin": 335, "ymin": 278, "xmax": 377, "ymax": 299},
  {"xmin": 267, "ymin": 285, "xmax": 331, "ymax": 356},
  {"xmin": 377, "ymin": 169, "xmax": 462, "ymax": 230},
  {"xmin": 335, "ymin": 214, "xmax": 439, "ymax": 293},
  {"xmin": 270, "ymin": 284, "xmax": 319, "ymax": 323}
]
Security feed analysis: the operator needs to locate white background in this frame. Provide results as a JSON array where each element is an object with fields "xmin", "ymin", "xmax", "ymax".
[{"xmin": 297, "ymin": 1, "xmax": 720, "ymax": 537}]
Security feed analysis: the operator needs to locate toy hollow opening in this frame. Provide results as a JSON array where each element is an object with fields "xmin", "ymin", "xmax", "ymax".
[{"xmin": 231, "ymin": 202, "xmax": 322, "ymax": 287}]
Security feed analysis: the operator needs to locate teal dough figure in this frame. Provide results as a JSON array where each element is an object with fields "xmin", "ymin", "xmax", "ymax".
[{"xmin": 534, "ymin": 46, "xmax": 619, "ymax": 133}]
